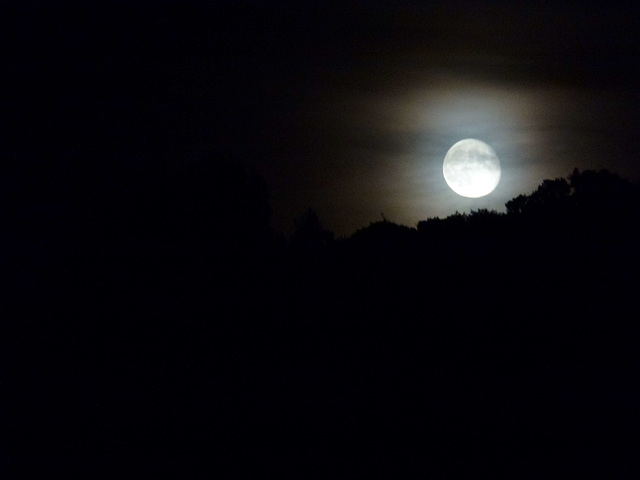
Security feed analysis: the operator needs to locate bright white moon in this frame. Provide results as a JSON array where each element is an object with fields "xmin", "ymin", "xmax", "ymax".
[{"xmin": 443, "ymin": 139, "xmax": 501, "ymax": 198}]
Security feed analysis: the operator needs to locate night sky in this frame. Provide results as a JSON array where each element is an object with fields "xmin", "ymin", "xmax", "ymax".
[{"xmin": 6, "ymin": 1, "xmax": 640, "ymax": 234}]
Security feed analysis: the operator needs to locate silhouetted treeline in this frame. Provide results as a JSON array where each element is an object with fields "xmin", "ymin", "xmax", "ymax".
[
  {"xmin": 264, "ymin": 168, "xmax": 640, "ymax": 475},
  {"xmin": 4, "ymin": 165, "xmax": 640, "ymax": 476}
]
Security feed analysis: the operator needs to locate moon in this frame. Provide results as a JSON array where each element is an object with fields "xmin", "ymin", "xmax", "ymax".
[{"xmin": 443, "ymin": 139, "xmax": 501, "ymax": 198}]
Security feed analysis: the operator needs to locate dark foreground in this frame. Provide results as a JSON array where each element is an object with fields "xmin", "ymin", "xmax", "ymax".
[{"xmin": 3, "ymin": 168, "xmax": 640, "ymax": 477}]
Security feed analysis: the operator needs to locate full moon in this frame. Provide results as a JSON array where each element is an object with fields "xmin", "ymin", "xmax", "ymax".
[{"xmin": 443, "ymin": 139, "xmax": 501, "ymax": 198}]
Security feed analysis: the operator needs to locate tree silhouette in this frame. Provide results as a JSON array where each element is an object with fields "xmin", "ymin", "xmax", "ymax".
[
  {"xmin": 290, "ymin": 208, "xmax": 334, "ymax": 253},
  {"xmin": 505, "ymin": 177, "xmax": 570, "ymax": 217}
]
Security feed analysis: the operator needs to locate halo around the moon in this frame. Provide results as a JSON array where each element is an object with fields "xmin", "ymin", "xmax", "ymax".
[{"xmin": 443, "ymin": 139, "xmax": 501, "ymax": 198}]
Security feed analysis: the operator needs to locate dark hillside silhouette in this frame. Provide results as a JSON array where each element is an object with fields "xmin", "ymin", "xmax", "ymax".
[
  {"xmin": 252, "ymin": 168, "xmax": 640, "ymax": 475},
  {"xmin": 4, "ymin": 166, "xmax": 640, "ymax": 476}
]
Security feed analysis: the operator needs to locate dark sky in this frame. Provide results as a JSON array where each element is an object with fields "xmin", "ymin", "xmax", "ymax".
[{"xmin": 6, "ymin": 1, "xmax": 640, "ymax": 236}]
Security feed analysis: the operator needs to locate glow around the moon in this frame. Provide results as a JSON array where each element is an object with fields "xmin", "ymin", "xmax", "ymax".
[{"xmin": 443, "ymin": 139, "xmax": 501, "ymax": 198}]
